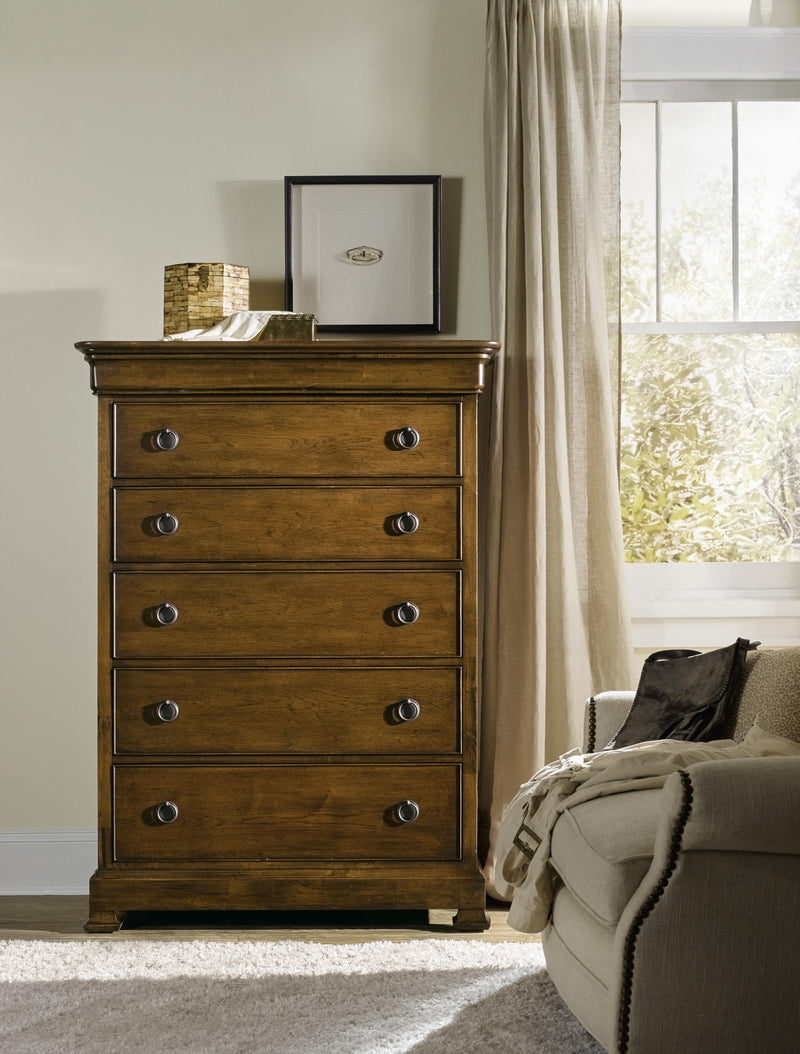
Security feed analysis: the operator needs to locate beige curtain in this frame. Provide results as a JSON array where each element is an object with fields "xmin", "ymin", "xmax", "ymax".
[{"xmin": 481, "ymin": 0, "xmax": 636, "ymax": 896}]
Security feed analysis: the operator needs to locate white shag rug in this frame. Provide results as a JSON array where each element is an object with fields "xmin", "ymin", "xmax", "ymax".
[{"xmin": 0, "ymin": 939, "xmax": 604, "ymax": 1054}]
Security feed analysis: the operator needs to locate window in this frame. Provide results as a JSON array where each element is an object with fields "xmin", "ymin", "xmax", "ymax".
[
  {"xmin": 619, "ymin": 28, "xmax": 800, "ymax": 647},
  {"xmin": 620, "ymin": 89, "xmax": 800, "ymax": 563}
]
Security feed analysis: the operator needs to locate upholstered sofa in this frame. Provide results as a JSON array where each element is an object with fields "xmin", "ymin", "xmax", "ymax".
[{"xmin": 540, "ymin": 647, "xmax": 800, "ymax": 1054}]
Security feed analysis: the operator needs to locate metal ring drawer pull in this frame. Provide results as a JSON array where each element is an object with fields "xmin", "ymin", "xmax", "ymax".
[
  {"xmin": 154, "ymin": 428, "xmax": 180, "ymax": 451},
  {"xmin": 391, "ymin": 602, "xmax": 419, "ymax": 626},
  {"xmin": 154, "ymin": 512, "xmax": 179, "ymax": 536},
  {"xmin": 391, "ymin": 427, "xmax": 420, "ymax": 450},
  {"xmin": 155, "ymin": 603, "xmax": 179, "ymax": 626},
  {"xmin": 392, "ymin": 511, "xmax": 419, "ymax": 535},
  {"xmin": 154, "ymin": 801, "xmax": 179, "ymax": 825},
  {"xmin": 155, "ymin": 699, "xmax": 180, "ymax": 723},
  {"xmin": 395, "ymin": 698, "xmax": 421, "ymax": 723},
  {"xmin": 393, "ymin": 800, "xmax": 420, "ymax": 824}
]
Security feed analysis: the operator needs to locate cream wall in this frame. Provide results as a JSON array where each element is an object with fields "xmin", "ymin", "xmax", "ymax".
[{"xmin": 0, "ymin": 0, "xmax": 490, "ymax": 844}]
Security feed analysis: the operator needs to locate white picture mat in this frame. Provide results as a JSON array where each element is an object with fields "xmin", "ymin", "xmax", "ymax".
[{"xmin": 291, "ymin": 183, "xmax": 435, "ymax": 326}]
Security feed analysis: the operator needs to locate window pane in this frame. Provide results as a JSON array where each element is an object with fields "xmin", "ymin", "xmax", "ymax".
[
  {"xmin": 621, "ymin": 102, "xmax": 657, "ymax": 322},
  {"xmin": 739, "ymin": 101, "xmax": 800, "ymax": 321},
  {"xmin": 661, "ymin": 102, "xmax": 733, "ymax": 321},
  {"xmin": 621, "ymin": 333, "xmax": 800, "ymax": 562}
]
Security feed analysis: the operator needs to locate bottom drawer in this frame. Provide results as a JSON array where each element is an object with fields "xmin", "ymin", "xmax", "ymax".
[{"xmin": 113, "ymin": 764, "xmax": 460, "ymax": 863}]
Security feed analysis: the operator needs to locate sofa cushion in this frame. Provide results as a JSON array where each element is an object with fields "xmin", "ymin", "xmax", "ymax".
[
  {"xmin": 549, "ymin": 787, "xmax": 663, "ymax": 925},
  {"xmin": 549, "ymin": 885, "xmax": 617, "ymax": 988},
  {"xmin": 542, "ymin": 908, "xmax": 615, "ymax": 1052},
  {"xmin": 728, "ymin": 648, "xmax": 800, "ymax": 744}
]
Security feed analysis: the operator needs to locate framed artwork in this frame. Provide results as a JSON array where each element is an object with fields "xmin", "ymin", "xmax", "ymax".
[{"xmin": 284, "ymin": 175, "xmax": 441, "ymax": 333}]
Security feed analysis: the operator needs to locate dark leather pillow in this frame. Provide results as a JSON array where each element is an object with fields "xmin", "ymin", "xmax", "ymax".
[{"xmin": 607, "ymin": 638, "xmax": 757, "ymax": 750}]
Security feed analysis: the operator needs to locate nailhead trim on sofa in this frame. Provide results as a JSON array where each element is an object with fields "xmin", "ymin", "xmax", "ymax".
[
  {"xmin": 617, "ymin": 769, "xmax": 695, "ymax": 1054},
  {"xmin": 587, "ymin": 697, "xmax": 598, "ymax": 753}
]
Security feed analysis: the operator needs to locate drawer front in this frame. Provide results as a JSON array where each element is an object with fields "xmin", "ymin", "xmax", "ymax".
[
  {"xmin": 113, "ymin": 764, "xmax": 461, "ymax": 862},
  {"xmin": 113, "ymin": 571, "xmax": 461, "ymax": 658},
  {"xmin": 113, "ymin": 486, "xmax": 461, "ymax": 562},
  {"xmin": 113, "ymin": 401, "xmax": 461, "ymax": 479},
  {"xmin": 114, "ymin": 668, "xmax": 461, "ymax": 755}
]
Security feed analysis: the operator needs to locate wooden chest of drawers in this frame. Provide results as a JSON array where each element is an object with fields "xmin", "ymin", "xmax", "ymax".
[{"xmin": 77, "ymin": 339, "xmax": 496, "ymax": 932}]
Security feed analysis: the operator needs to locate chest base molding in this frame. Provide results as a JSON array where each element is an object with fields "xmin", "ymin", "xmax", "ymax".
[{"xmin": 84, "ymin": 865, "xmax": 489, "ymax": 933}]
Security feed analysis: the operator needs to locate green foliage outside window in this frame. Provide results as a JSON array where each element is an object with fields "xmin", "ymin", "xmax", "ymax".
[{"xmin": 620, "ymin": 174, "xmax": 800, "ymax": 562}]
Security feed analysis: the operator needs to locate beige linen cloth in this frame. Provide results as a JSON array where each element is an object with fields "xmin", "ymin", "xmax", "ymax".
[
  {"xmin": 163, "ymin": 310, "xmax": 290, "ymax": 341},
  {"xmin": 495, "ymin": 724, "xmax": 800, "ymax": 933}
]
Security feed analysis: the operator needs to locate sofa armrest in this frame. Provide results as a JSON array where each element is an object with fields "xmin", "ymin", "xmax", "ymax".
[
  {"xmin": 662, "ymin": 754, "xmax": 800, "ymax": 854},
  {"xmin": 611, "ymin": 756, "xmax": 800, "ymax": 1054},
  {"xmin": 584, "ymin": 691, "xmax": 635, "ymax": 752}
]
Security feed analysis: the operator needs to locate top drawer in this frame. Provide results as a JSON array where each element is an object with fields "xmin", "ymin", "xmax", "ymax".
[{"xmin": 113, "ymin": 401, "xmax": 461, "ymax": 479}]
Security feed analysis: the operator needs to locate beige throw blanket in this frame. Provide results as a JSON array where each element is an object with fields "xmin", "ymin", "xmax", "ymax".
[
  {"xmin": 494, "ymin": 724, "xmax": 800, "ymax": 933},
  {"xmin": 163, "ymin": 310, "xmax": 290, "ymax": 341}
]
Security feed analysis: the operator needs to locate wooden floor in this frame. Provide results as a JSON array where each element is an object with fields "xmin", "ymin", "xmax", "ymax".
[{"xmin": 0, "ymin": 896, "xmax": 540, "ymax": 944}]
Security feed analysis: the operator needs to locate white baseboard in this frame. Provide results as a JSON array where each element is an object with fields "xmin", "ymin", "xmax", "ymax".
[{"xmin": 0, "ymin": 832, "xmax": 96, "ymax": 895}]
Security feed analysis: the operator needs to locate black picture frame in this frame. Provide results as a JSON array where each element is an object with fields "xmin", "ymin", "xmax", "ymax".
[{"xmin": 285, "ymin": 175, "xmax": 441, "ymax": 333}]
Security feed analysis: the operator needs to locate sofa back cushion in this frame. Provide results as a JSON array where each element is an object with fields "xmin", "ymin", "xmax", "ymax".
[{"xmin": 726, "ymin": 647, "xmax": 800, "ymax": 744}]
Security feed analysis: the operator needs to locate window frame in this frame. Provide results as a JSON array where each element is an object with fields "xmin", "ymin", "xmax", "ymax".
[{"xmin": 621, "ymin": 29, "xmax": 800, "ymax": 648}]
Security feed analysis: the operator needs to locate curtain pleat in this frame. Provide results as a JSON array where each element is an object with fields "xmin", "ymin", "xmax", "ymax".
[{"xmin": 481, "ymin": 0, "xmax": 635, "ymax": 897}]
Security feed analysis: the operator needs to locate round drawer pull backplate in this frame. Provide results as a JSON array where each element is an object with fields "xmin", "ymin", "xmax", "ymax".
[
  {"xmin": 391, "ymin": 602, "xmax": 420, "ymax": 626},
  {"xmin": 392, "ymin": 427, "xmax": 420, "ymax": 450},
  {"xmin": 155, "ymin": 699, "xmax": 180, "ymax": 723},
  {"xmin": 154, "ymin": 801, "xmax": 179, "ymax": 825},
  {"xmin": 395, "ymin": 698, "xmax": 421, "ymax": 723},
  {"xmin": 155, "ymin": 603, "xmax": 179, "ymax": 626},
  {"xmin": 393, "ymin": 511, "xmax": 420, "ymax": 535},
  {"xmin": 154, "ymin": 512, "xmax": 179, "ymax": 536},
  {"xmin": 154, "ymin": 428, "xmax": 180, "ymax": 451},
  {"xmin": 393, "ymin": 799, "xmax": 420, "ymax": 824}
]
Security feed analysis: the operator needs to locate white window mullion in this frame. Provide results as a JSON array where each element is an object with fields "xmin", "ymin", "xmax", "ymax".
[
  {"xmin": 622, "ymin": 321, "xmax": 800, "ymax": 335},
  {"xmin": 655, "ymin": 100, "xmax": 663, "ymax": 323},
  {"xmin": 732, "ymin": 100, "xmax": 740, "ymax": 322}
]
